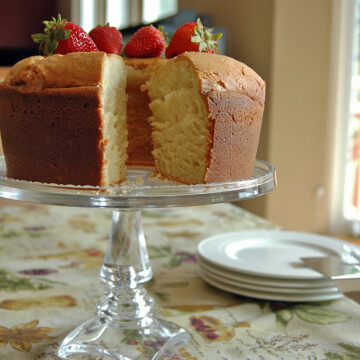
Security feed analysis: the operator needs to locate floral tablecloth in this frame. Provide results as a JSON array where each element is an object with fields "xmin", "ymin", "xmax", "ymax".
[{"xmin": 0, "ymin": 202, "xmax": 359, "ymax": 360}]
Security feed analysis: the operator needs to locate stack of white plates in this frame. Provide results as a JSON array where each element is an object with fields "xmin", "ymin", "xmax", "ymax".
[{"xmin": 197, "ymin": 230, "xmax": 360, "ymax": 302}]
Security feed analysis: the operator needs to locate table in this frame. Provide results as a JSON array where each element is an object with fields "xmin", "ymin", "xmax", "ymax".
[{"xmin": 0, "ymin": 202, "xmax": 359, "ymax": 359}]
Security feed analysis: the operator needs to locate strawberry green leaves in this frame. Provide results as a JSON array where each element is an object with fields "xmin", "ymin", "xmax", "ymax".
[
  {"xmin": 191, "ymin": 18, "xmax": 222, "ymax": 53},
  {"xmin": 32, "ymin": 14, "xmax": 70, "ymax": 56},
  {"xmin": 32, "ymin": 14, "xmax": 98, "ymax": 56}
]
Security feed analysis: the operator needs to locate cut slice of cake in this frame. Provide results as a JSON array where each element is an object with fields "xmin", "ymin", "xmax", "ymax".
[
  {"xmin": 0, "ymin": 52, "xmax": 127, "ymax": 186},
  {"xmin": 145, "ymin": 52, "xmax": 266, "ymax": 185}
]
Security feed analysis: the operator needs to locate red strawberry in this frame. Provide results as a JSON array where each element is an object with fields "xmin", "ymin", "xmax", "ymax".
[
  {"xmin": 124, "ymin": 25, "xmax": 166, "ymax": 58},
  {"xmin": 165, "ymin": 18, "xmax": 222, "ymax": 59},
  {"xmin": 32, "ymin": 14, "xmax": 98, "ymax": 56},
  {"xmin": 89, "ymin": 24, "xmax": 123, "ymax": 55}
]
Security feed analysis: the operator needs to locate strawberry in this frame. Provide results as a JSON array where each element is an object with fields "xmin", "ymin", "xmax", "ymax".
[
  {"xmin": 89, "ymin": 24, "xmax": 123, "ymax": 55},
  {"xmin": 165, "ymin": 18, "xmax": 222, "ymax": 59},
  {"xmin": 124, "ymin": 25, "xmax": 166, "ymax": 58},
  {"xmin": 32, "ymin": 14, "xmax": 98, "ymax": 56}
]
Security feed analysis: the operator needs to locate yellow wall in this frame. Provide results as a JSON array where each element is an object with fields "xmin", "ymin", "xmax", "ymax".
[
  {"xmin": 179, "ymin": 0, "xmax": 333, "ymax": 232},
  {"xmin": 267, "ymin": 1, "xmax": 332, "ymax": 232}
]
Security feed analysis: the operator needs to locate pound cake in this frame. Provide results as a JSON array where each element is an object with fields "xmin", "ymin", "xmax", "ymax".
[
  {"xmin": 0, "ymin": 52, "xmax": 265, "ymax": 186},
  {"xmin": 0, "ymin": 52, "xmax": 128, "ymax": 186},
  {"xmin": 0, "ymin": 16, "xmax": 266, "ymax": 187}
]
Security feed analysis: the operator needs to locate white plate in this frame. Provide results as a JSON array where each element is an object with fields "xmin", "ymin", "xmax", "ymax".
[
  {"xmin": 198, "ymin": 259, "xmax": 337, "ymax": 291},
  {"xmin": 197, "ymin": 230, "xmax": 360, "ymax": 280},
  {"xmin": 199, "ymin": 267, "xmax": 338, "ymax": 294},
  {"xmin": 200, "ymin": 272, "xmax": 343, "ymax": 302},
  {"xmin": 198, "ymin": 257, "xmax": 336, "ymax": 288}
]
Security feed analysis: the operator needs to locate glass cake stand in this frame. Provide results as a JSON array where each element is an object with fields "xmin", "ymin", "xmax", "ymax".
[{"xmin": 0, "ymin": 156, "xmax": 276, "ymax": 360}]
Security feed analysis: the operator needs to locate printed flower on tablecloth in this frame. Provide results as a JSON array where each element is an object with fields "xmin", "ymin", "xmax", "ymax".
[
  {"xmin": 147, "ymin": 246, "xmax": 196, "ymax": 266},
  {"xmin": 147, "ymin": 245, "xmax": 172, "ymax": 259},
  {"xmin": 0, "ymin": 223, "xmax": 49, "ymax": 239},
  {"xmin": 0, "ymin": 320, "xmax": 56, "ymax": 352},
  {"xmin": 0, "ymin": 295, "xmax": 76, "ymax": 310},
  {"xmin": 189, "ymin": 315, "xmax": 249, "ymax": 341},
  {"xmin": 36, "ymin": 248, "xmax": 103, "ymax": 260},
  {"xmin": 68, "ymin": 218, "xmax": 96, "ymax": 232},
  {"xmin": 19, "ymin": 268, "xmax": 57, "ymax": 276},
  {"xmin": 31, "ymin": 248, "xmax": 104, "ymax": 270},
  {"xmin": 325, "ymin": 342, "xmax": 360, "ymax": 359},
  {"xmin": 270, "ymin": 302, "xmax": 351, "ymax": 329},
  {"xmin": 0, "ymin": 225, "xmax": 22, "ymax": 239},
  {"xmin": 0, "ymin": 268, "xmax": 53, "ymax": 291},
  {"xmin": 124, "ymin": 333, "xmax": 197, "ymax": 360},
  {"xmin": 168, "ymin": 251, "xmax": 197, "ymax": 267},
  {"xmin": 0, "ymin": 213, "xmax": 22, "ymax": 222},
  {"xmin": 23, "ymin": 226, "xmax": 49, "ymax": 238},
  {"xmin": 241, "ymin": 330, "xmax": 318, "ymax": 358},
  {"xmin": 162, "ymin": 305, "xmax": 218, "ymax": 317}
]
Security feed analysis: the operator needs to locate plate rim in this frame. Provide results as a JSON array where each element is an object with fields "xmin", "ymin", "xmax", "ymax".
[
  {"xmin": 198, "ymin": 257, "xmax": 337, "ymax": 289},
  {"xmin": 199, "ymin": 266, "xmax": 339, "ymax": 294},
  {"xmin": 200, "ymin": 271, "xmax": 343, "ymax": 302}
]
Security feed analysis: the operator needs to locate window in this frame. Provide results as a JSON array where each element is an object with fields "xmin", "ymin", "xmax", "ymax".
[
  {"xmin": 69, "ymin": 0, "xmax": 178, "ymax": 32},
  {"xmin": 106, "ymin": 0, "xmax": 130, "ymax": 29},
  {"xmin": 142, "ymin": 0, "xmax": 177, "ymax": 24},
  {"xmin": 344, "ymin": 0, "xmax": 360, "ymax": 234},
  {"xmin": 328, "ymin": 0, "xmax": 360, "ymax": 236}
]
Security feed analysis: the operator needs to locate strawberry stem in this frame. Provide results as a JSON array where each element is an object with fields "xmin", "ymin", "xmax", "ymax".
[
  {"xmin": 158, "ymin": 24, "xmax": 168, "ymax": 44},
  {"xmin": 31, "ymin": 14, "xmax": 71, "ymax": 56},
  {"xmin": 191, "ymin": 18, "xmax": 222, "ymax": 53}
]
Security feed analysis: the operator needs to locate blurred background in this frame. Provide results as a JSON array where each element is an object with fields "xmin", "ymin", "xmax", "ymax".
[{"xmin": 0, "ymin": 0, "xmax": 359, "ymax": 239}]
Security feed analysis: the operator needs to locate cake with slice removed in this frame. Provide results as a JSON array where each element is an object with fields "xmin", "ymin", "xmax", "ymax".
[{"xmin": 0, "ymin": 51, "xmax": 265, "ymax": 186}]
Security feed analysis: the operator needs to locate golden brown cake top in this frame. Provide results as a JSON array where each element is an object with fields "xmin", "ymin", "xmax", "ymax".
[
  {"xmin": 4, "ymin": 52, "xmax": 114, "ymax": 92},
  {"xmin": 175, "ymin": 52, "xmax": 265, "ymax": 106}
]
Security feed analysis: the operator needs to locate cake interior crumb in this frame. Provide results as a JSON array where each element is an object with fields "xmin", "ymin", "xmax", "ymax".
[
  {"xmin": 101, "ymin": 54, "xmax": 128, "ymax": 186},
  {"xmin": 147, "ymin": 60, "xmax": 210, "ymax": 184}
]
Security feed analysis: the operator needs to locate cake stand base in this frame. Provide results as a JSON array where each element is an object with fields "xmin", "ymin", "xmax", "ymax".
[
  {"xmin": 58, "ymin": 209, "xmax": 190, "ymax": 359},
  {"xmin": 58, "ymin": 316, "xmax": 190, "ymax": 360}
]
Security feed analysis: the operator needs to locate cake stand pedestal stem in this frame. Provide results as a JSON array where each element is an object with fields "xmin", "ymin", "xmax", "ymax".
[{"xmin": 58, "ymin": 209, "xmax": 190, "ymax": 360}]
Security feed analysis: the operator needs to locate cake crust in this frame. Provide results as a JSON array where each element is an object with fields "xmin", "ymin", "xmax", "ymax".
[
  {"xmin": 0, "ymin": 84, "xmax": 103, "ymax": 186},
  {"xmin": 177, "ymin": 53, "xmax": 265, "ymax": 183},
  {"xmin": 177, "ymin": 52, "xmax": 265, "ymax": 106},
  {"xmin": 4, "ymin": 52, "xmax": 108, "ymax": 91},
  {"xmin": 205, "ymin": 91, "xmax": 263, "ymax": 183}
]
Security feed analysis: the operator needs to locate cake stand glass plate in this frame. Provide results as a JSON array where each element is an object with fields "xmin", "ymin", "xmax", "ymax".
[
  {"xmin": 0, "ymin": 156, "xmax": 276, "ymax": 360},
  {"xmin": 0, "ymin": 157, "xmax": 275, "ymax": 208}
]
